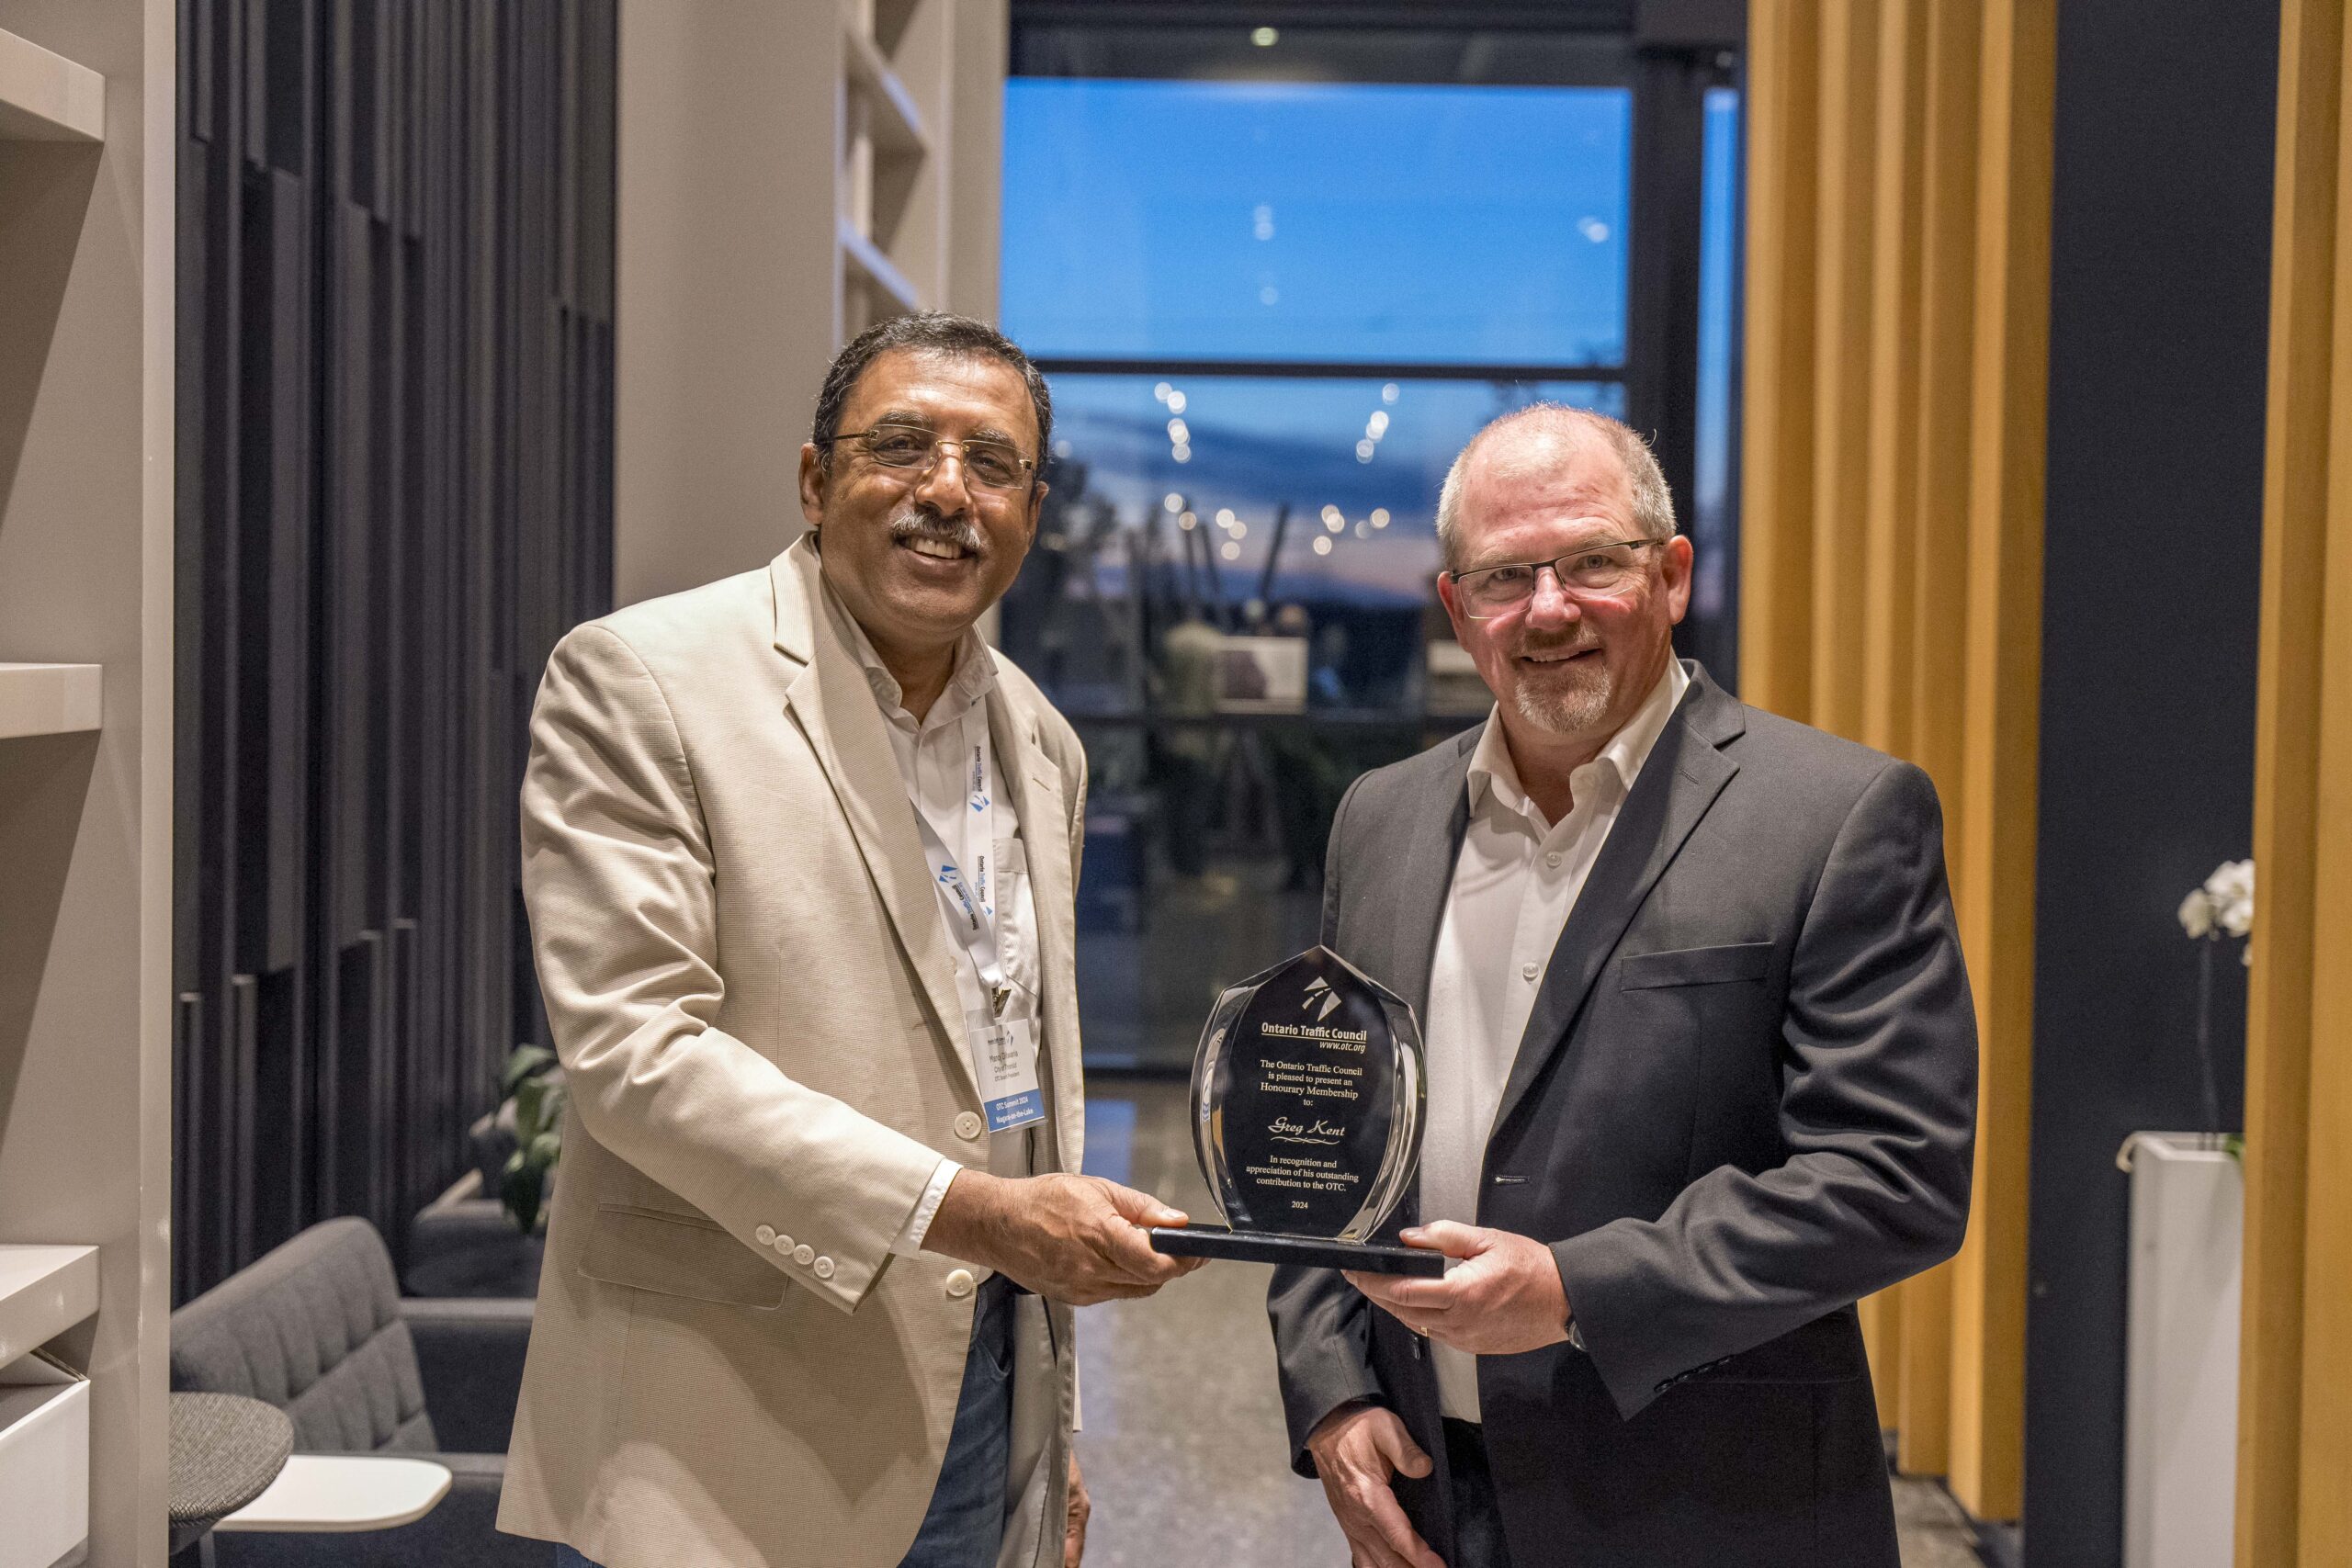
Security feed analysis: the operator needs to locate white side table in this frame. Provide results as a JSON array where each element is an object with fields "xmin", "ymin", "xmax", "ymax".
[
  {"xmin": 2119, "ymin": 1131, "xmax": 2242, "ymax": 1568},
  {"xmin": 215, "ymin": 1454, "xmax": 452, "ymax": 1533}
]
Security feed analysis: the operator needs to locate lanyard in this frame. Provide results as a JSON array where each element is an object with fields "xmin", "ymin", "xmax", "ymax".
[{"xmin": 910, "ymin": 705, "xmax": 1012, "ymax": 1020}]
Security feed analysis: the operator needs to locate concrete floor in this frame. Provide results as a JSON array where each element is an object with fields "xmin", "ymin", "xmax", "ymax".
[{"xmin": 1072, "ymin": 1080, "xmax": 1983, "ymax": 1568}]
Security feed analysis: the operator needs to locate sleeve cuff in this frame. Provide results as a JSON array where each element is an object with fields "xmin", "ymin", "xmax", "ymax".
[{"xmin": 889, "ymin": 1157, "xmax": 963, "ymax": 1257}]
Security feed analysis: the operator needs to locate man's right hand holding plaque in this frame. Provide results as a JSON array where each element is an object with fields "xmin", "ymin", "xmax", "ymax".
[{"xmin": 1148, "ymin": 946, "xmax": 1441, "ymax": 1277}]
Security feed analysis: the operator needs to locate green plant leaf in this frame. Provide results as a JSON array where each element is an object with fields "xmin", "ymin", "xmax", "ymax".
[
  {"xmin": 514, "ymin": 1078, "xmax": 548, "ymax": 1140},
  {"xmin": 502, "ymin": 1043, "xmax": 557, "ymax": 1098},
  {"xmin": 501, "ymin": 1149, "xmax": 546, "ymax": 1234}
]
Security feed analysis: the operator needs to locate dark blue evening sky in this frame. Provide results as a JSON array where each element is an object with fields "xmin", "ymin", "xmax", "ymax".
[{"xmin": 1002, "ymin": 79, "xmax": 1631, "ymax": 367}]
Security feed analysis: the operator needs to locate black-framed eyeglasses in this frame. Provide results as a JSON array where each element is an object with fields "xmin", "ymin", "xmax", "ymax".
[
  {"xmin": 815, "ymin": 423, "xmax": 1038, "ymax": 492},
  {"xmin": 1444, "ymin": 538, "xmax": 1664, "ymax": 618}
]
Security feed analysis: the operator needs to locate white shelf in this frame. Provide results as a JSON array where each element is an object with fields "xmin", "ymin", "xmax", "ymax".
[
  {"xmin": 0, "ymin": 1247, "xmax": 98, "ymax": 1371},
  {"xmin": 838, "ymin": 219, "xmax": 922, "ymax": 315},
  {"xmin": 0, "ymin": 664, "xmax": 102, "ymax": 740},
  {"xmin": 0, "ymin": 26, "xmax": 105, "ymax": 143},
  {"xmin": 0, "ymin": 1364, "xmax": 88, "ymax": 1568},
  {"xmin": 841, "ymin": 22, "xmax": 927, "ymax": 156}
]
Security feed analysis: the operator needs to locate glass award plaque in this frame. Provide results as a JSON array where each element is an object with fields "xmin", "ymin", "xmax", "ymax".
[{"xmin": 1148, "ymin": 947, "xmax": 1441, "ymax": 1277}]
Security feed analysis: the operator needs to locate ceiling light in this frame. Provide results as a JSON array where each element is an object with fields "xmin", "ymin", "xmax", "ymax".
[
  {"xmin": 1370, "ymin": 508, "xmax": 1390, "ymax": 527},
  {"xmin": 1251, "ymin": 26, "xmax": 1279, "ymax": 46},
  {"xmin": 1167, "ymin": 390, "xmax": 1187, "ymax": 414},
  {"xmin": 1355, "ymin": 439, "xmax": 1376, "ymax": 461},
  {"xmin": 1381, "ymin": 383, "xmax": 1400, "ymax": 404},
  {"xmin": 1216, "ymin": 508, "xmax": 1236, "ymax": 526},
  {"xmin": 1220, "ymin": 540, "xmax": 1242, "ymax": 560},
  {"xmin": 1312, "ymin": 536, "xmax": 1333, "ymax": 556},
  {"xmin": 1172, "ymin": 445, "xmax": 1192, "ymax": 464},
  {"xmin": 1165, "ymin": 492, "xmax": 1185, "ymax": 513}
]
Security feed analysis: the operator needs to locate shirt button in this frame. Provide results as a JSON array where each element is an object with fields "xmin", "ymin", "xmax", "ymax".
[
  {"xmin": 945, "ymin": 1269, "xmax": 977, "ymax": 1299},
  {"xmin": 1521, "ymin": 963, "xmax": 1540, "ymax": 981},
  {"xmin": 774, "ymin": 1234, "xmax": 795, "ymax": 1256},
  {"xmin": 793, "ymin": 1244, "xmax": 815, "ymax": 1266},
  {"xmin": 813, "ymin": 1257, "xmax": 836, "ymax": 1280},
  {"xmin": 955, "ymin": 1111, "xmax": 985, "ymax": 1141},
  {"xmin": 1546, "ymin": 852, "xmax": 1562, "ymax": 868},
  {"xmin": 754, "ymin": 1224, "xmax": 776, "ymax": 1247}
]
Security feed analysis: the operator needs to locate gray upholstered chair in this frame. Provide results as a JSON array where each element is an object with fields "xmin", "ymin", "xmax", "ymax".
[{"xmin": 169, "ymin": 1216, "xmax": 542, "ymax": 1567}]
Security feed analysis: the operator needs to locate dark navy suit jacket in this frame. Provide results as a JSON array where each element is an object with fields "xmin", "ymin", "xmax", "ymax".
[{"xmin": 1269, "ymin": 663, "xmax": 1977, "ymax": 1568}]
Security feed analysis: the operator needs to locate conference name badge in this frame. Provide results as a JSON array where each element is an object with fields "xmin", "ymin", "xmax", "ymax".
[{"xmin": 968, "ymin": 1007, "xmax": 1045, "ymax": 1133}]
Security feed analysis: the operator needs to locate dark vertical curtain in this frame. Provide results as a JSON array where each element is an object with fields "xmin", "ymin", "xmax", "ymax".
[{"xmin": 174, "ymin": 0, "xmax": 616, "ymax": 1303}]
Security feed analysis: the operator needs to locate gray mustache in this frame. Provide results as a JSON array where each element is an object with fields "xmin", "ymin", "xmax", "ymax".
[{"xmin": 889, "ymin": 510, "xmax": 984, "ymax": 553}]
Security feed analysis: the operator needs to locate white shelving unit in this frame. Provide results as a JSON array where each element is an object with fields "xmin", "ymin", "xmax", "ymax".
[
  {"xmin": 835, "ymin": 0, "xmax": 947, "ymax": 333},
  {"xmin": 0, "ymin": 23, "xmax": 104, "ymax": 141},
  {"xmin": 0, "ymin": 1247, "xmax": 96, "ymax": 1568},
  {"xmin": 0, "ymin": 1247, "xmax": 97, "ymax": 1367},
  {"xmin": 0, "ymin": 663, "xmax": 102, "ymax": 740},
  {"xmin": 1, "ymin": 1, "xmax": 171, "ymax": 1560}
]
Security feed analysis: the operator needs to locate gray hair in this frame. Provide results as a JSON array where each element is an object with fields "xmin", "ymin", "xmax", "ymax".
[{"xmin": 1433, "ymin": 405, "xmax": 1677, "ymax": 568}]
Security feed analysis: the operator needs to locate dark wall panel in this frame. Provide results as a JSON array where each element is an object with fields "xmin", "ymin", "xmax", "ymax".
[
  {"xmin": 175, "ymin": 0, "xmax": 615, "ymax": 1303},
  {"xmin": 2027, "ymin": 6, "xmax": 2276, "ymax": 1562}
]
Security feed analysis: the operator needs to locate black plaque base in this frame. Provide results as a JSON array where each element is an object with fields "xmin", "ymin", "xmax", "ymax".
[{"xmin": 1148, "ymin": 1225, "xmax": 1445, "ymax": 1277}]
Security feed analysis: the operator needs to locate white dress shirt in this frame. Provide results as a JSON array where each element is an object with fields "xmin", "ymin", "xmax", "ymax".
[
  {"xmin": 1420, "ymin": 658, "xmax": 1690, "ymax": 1422},
  {"xmin": 818, "ymin": 584, "xmax": 1042, "ymax": 1258}
]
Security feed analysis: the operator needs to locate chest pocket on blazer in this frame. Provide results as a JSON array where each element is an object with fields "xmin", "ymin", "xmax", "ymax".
[
  {"xmin": 579, "ymin": 1203, "xmax": 790, "ymax": 1309},
  {"xmin": 1619, "ymin": 941, "xmax": 1772, "ymax": 989}
]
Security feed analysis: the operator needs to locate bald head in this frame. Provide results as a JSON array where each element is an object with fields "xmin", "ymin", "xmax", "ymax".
[{"xmin": 1435, "ymin": 406, "xmax": 1675, "ymax": 570}]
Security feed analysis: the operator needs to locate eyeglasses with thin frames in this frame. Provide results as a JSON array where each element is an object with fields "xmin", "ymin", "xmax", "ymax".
[
  {"xmin": 1444, "ymin": 538, "xmax": 1664, "ymax": 619},
  {"xmin": 815, "ymin": 423, "xmax": 1037, "ymax": 492}
]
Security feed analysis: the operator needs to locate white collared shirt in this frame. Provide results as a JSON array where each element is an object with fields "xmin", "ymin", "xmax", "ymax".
[
  {"xmin": 1420, "ymin": 658, "xmax": 1690, "ymax": 1422},
  {"xmin": 818, "ymin": 584, "xmax": 1041, "ymax": 1256}
]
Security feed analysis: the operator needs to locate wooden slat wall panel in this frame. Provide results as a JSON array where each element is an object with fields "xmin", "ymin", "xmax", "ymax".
[
  {"xmin": 174, "ymin": 0, "xmax": 616, "ymax": 1303},
  {"xmin": 1943, "ymin": 3, "xmax": 2052, "ymax": 1520},
  {"xmin": 2239, "ymin": 3, "xmax": 2352, "ymax": 1561},
  {"xmin": 1738, "ymin": 0, "xmax": 1821, "ymax": 719},
  {"xmin": 1738, "ymin": 0, "xmax": 2050, "ymax": 1516}
]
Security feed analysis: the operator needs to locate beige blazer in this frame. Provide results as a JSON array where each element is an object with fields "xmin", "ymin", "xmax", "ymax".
[{"xmin": 496, "ymin": 537, "xmax": 1087, "ymax": 1568}]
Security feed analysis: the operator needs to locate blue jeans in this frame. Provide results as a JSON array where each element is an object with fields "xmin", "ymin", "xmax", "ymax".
[{"xmin": 554, "ymin": 1274, "xmax": 1016, "ymax": 1568}]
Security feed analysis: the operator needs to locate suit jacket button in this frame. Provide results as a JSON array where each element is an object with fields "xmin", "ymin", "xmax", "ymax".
[
  {"xmin": 945, "ymin": 1269, "xmax": 976, "ymax": 1299},
  {"xmin": 775, "ymin": 1234, "xmax": 795, "ymax": 1256},
  {"xmin": 754, "ymin": 1224, "xmax": 776, "ymax": 1247},
  {"xmin": 955, "ymin": 1111, "xmax": 985, "ymax": 1141},
  {"xmin": 813, "ymin": 1257, "xmax": 835, "ymax": 1280},
  {"xmin": 793, "ymin": 1244, "xmax": 815, "ymax": 1266}
]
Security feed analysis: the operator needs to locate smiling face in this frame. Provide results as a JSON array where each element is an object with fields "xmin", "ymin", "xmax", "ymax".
[
  {"xmin": 797, "ymin": 347, "xmax": 1045, "ymax": 668},
  {"xmin": 1435, "ymin": 423, "xmax": 1691, "ymax": 761}
]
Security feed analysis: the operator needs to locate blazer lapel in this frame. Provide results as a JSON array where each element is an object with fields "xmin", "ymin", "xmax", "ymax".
[
  {"xmin": 1384, "ymin": 730, "xmax": 1477, "ymax": 1235},
  {"xmin": 988, "ymin": 682, "xmax": 1083, "ymax": 1172},
  {"xmin": 1487, "ymin": 668, "xmax": 1746, "ymax": 1141},
  {"xmin": 774, "ymin": 542, "xmax": 984, "ymax": 1108},
  {"xmin": 1382, "ymin": 731, "xmax": 1479, "ymax": 1020}
]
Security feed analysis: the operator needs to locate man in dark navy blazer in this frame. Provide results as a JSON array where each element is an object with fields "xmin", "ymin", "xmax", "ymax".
[{"xmin": 1269, "ymin": 407, "xmax": 1976, "ymax": 1568}]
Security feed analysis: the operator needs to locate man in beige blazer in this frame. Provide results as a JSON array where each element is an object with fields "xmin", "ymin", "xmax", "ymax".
[{"xmin": 497, "ymin": 314, "xmax": 1198, "ymax": 1568}]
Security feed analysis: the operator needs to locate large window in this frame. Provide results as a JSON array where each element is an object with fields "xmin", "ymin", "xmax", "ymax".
[{"xmin": 999, "ymin": 17, "xmax": 1741, "ymax": 1068}]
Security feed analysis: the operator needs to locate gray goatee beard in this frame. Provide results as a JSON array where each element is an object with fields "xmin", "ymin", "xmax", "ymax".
[
  {"xmin": 1511, "ymin": 644, "xmax": 1612, "ymax": 734},
  {"xmin": 889, "ymin": 506, "xmax": 984, "ymax": 555}
]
